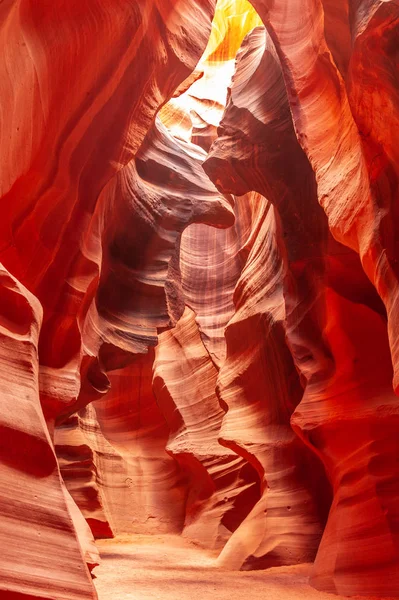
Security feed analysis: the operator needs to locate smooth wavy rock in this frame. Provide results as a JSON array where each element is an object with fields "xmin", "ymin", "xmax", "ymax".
[
  {"xmin": 72, "ymin": 118, "xmax": 236, "ymax": 539},
  {"xmin": 73, "ymin": 116, "xmax": 235, "ymax": 537},
  {"xmin": 55, "ymin": 416, "xmax": 113, "ymax": 539},
  {"xmin": 0, "ymin": 1, "xmax": 224, "ymax": 594},
  {"xmin": 250, "ymin": 3, "xmax": 399, "ymax": 594},
  {"xmin": 206, "ymin": 20, "xmax": 399, "ymax": 595},
  {"xmin": 216, "ymin": 196, "xmax": 329, "ymax": 570},
  {"xmin": 73, "ymin": 116, "xmax": 235, "ymax": 419},
  {"xmin": 2, "ymin": 1, "xmax": 399, "ymax": 598},
  {"xmin": 167, "ymin": 0, "xmax": 262, "ymax": 366},
  {"xmin": 85, "ymin": 352, "xmax": 187, "ymax": 535},
  {"xmin": 203, "ymin": 24, "xmax": 329, "ymax": 565},
  {"xmin": 79, "ymin": 402, "xmax": 181, "ymax": 535},
  {"xmin": 78, "ymin": 403, "xmax": 153, "ymax": 536},
  {"xmin": 0, "ymin": 0, "xmax": 219, "ymax": 424},
  {"xmin": 153, "ymin": 307, "xmax": 260, "ymax": 549},
  {"xmin": 180, "ymin": 192, "xmax": 263, "ymax": 372},
  {"xmin": 249, "ymin": 0, "xmax": 399, "ymax": 394},
  {"xmin": 179, "ymin": 197, "xmax": 251, "ymax": 366},
  {"xmin": 0, "ymin": 265, "xmax": 96, "ymax": 599}
]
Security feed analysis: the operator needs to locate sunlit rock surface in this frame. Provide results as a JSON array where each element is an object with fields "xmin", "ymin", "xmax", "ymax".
[
  {"xmin": 0, "ymin": 266, "xmax": 96, "ymax": 599},
  {"xmin": 205, "ymin": 27, "xmax": 331, "ymax": 569},
  {"xmin": 0, "ymin": 1, "xmax": 220, "ymax": 597},
  {"xmin": 1, "ymin": 0, "xmax": 399, "ymax": 598},
  {"xmin": 54, "ymin": 415, "xmax": 114, "ymax": 539},
  {"xmin": 154, "ymin": 306, "xmax": 260, "ymax": 549},
  {"xmin": 205, "ymin": 7, "xmax": 399, "ymax": 596}
]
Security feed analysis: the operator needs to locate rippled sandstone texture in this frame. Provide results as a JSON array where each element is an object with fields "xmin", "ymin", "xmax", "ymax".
[
  {"xmin": 1, "ymin": 0, "xmax": 399, "ymax": 599},
  {"xmin": 0, "ymin": 1, "xmax": 224, "ymax": 598},
  {"xmin": 205, "ymin": 6, "xmax": 399, "ymax": 597}
]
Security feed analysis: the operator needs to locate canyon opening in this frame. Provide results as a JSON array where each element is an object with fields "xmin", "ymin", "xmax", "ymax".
[{"xmin": 1, "ymin": 0, "xmax": 399, "ymax": 599}]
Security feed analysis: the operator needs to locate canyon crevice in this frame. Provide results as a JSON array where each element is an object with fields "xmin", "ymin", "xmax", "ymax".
[{"xmin": 1, "ymin": 1, "xmax": 399, "ymax": 599}]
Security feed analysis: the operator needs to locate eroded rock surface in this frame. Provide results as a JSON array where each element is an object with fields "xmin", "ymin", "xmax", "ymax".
[{"xmin": 1, "ymin": 0, "xmax": 399, "ymax": 598}]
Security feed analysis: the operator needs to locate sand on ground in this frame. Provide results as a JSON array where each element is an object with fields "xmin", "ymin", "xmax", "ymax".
[{"xmin": 93, "ymin": 535, "xmax": 394, "ymax": 600}]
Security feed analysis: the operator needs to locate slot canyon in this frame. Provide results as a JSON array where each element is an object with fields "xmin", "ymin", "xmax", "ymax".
[{"xmin": 1, "ymin": 0, "xmax": 399, "ymax": 599}]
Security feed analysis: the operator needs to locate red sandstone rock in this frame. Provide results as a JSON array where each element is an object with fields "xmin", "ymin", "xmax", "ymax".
[
  {"xmin": 1, "ymin": 0, "xmax": 399, "ymax": 598},
  {"xmin": 0, "ymin": 0, "xmax": 218, "ymax": 420},
  {"xmin": 204, "ymin": 28, "xmax": 331, "ymax": 568},
  {"xmin": 249, "ymin": 0, "xmax": 399, "ymax": 392},
  {"xmin": 154, "ymin": 307, "xmax": 260, "ymax": 549},
  {"xmin": 0, "ymin": 266, "xmax": 97, "ymax": 599},
  {"xmin": 205, "ymin": 18, "xmax": 399, "ymax": 596},
  {"xmin": 86, "ymin": 352, "xmax": 187, "ymax": 535},
  {"xmin": 55, "ymin": 416, "xmax": 114, "ymax": 539},
  {"xmin": 0, "ymin": 1, "xmax": 221, "ymax": 595}
]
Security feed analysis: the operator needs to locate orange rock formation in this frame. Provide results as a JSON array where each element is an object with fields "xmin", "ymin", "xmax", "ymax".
[{"xmin": 1, "ymin": 0, "xmax": 399, "ymax": 598}]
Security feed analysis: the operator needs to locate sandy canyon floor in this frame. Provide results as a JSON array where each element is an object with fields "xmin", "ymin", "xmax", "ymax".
[{"xmin": 93, "ymin": 535, "xmax": 393, "ymax": 600}]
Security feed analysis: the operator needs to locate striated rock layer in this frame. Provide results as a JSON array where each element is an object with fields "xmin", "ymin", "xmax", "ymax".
[
  {"xmin": 0, "ymin": 1, "xmax": 225, "ymax": 597},
  {"xmin": 54, "ymin": 416, "xmax": 113, "ymax": 540},
  {"xmin": 205, "ymin": 11, "xmax": 399, "ymax": 598},
  {"xmin": 204, "ymin": 27, "xmax": 331, "ymax": 569},
  {"xmin": 1, "ymin": 0, "xmax": 399, "ymax": 599},
  {"xmin": 0, "ymin": 266, "xmax": 96, "ymax": 599},
  {"xmin": 154, "ymin": 306, "xmax": 260, "ymax": 549}
]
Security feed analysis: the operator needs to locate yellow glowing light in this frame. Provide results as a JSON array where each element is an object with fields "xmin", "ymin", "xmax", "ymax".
[
  {"xmin": 159, "ymin": 0, "xmax": 262, "ymax": 141},
  {"xmin": 204, "ymin": 0, "xmax": 263, "ymax": 64}
]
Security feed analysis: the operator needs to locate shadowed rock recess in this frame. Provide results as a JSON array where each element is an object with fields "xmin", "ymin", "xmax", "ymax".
[{"xmin": 1, "ymin": 0, "xmax": 399, "ymax": 599}]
